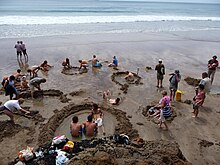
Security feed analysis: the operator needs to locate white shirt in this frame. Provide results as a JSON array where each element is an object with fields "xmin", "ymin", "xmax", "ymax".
[
  {"xmin": 200, "ymin": 77, "xmax": 212, "ymax": 93},
  {"xmin": 4, "ymin": 100, "xmax": 22, "ymax": 112}
]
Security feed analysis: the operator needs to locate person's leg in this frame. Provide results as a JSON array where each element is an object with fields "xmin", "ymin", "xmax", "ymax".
[
  {"xmin": 163, "ymin": 121, "xmax": 168, "ymax": 130},
  {"xmin": 210, "ymin": 70, "xmax": 215, "ymax": 84},
  {"xmin": 3, "ymin": 110, "xmax": 14, "ymax": 123}
]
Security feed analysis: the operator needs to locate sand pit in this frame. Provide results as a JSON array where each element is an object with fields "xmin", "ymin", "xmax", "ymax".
[
  {"xmin": 55, "ymin": 110, "xmax": 117, "ymax": 141},
  {"xmin": 61, "ymin": 67, "xmax": 88, "ymax": 75},
  {"xmin": 111, "ymin": 71, "xmax": 142, "ymax": 94},
  {"xmin": 184, "ymin": 76, "xmax": 201, "ymax": 87},
  {"xmin": 38, "ymin": 102, "xmax": 139, "ymax": 146}
]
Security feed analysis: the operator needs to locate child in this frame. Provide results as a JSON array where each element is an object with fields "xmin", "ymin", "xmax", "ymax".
[{"xmin": 192, "ymin": 84, "xmax": 205, "ymax": 117}]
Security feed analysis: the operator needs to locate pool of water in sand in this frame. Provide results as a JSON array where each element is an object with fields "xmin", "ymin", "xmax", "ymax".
[{"xmin": 55, "ymin": 110, "xmax": 118, "ymax": 141}]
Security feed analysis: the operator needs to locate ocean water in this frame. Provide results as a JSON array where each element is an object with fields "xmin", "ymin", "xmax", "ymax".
[{"xmin": 0, "ymin": 0, "xmax": 220, "ymax": 38}]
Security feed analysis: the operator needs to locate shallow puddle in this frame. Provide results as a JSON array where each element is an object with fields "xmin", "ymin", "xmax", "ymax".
[{"xmin": 55, "ymin": 110, "xmax": 117, "ymax": 141}]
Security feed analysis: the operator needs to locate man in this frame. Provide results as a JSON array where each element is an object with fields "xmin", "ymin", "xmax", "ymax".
[
  {"xmin": 20, "ymin": 41, "xmax": 28, "ymax": 59},
  {"xmin": 199, "ymin": 72, "xmax": 211, "ymax": 94},
  {"xmin": 92, "ymin": 55, "xmax": 102, "ymax": 67},
  {"xmin": 169, "ymin": 70, "xmax": 181, "ymax": 101},
  {"xmin": 14, "ymin": 41, "xmax": 22, "ymax": 58},
  {"xmin": 70, "ymin": 116, "xmax": 82, "ymax": 137},
  {"xmin": 208, "ymin": 55, "xmax": 219, "ymax": 84},
  {"xmin": 29, "ymin": 77, "xmax": 46, "ymax": 98},
  {"xmin": 78, "ymin": 60, "xmax": 88, "ymax": 70},
  {"xmin": 0, "ymin": 98, "xmax": 30, "ymax": 124},
  {"xmin": 155, "ymin": 59, "xmax": 165, "ymax": 88},
  {"xmin": 83, "ymin": 115, "xmax": 97, "ymax": 137}
]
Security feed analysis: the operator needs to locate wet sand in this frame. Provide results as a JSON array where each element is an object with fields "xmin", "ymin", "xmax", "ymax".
[{"xmin": 0, "ymin": 30, "xmax": 220, "ymax": 164}]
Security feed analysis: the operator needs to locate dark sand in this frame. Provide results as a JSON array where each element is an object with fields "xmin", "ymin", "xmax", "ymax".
[{"xmin": 0, "ymin": 30, "xmax": 220, "ymax": 164}]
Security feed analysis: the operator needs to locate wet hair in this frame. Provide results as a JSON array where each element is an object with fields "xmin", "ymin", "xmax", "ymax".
[
  {"xmin": 9, "ymin": 75, "xmax": 15, "ymax": 81},
  {"xmin": 93, "ymin": 55, "xmax": 96, "ymax": 58},
  {"xmin": 87, "ymin": 115, "xmax": 93, "ymax": 122},
  {"xmin": 93, "ymin": 103, "xmax": 98, "ymax": 110},
  {"xmin": 161, "ymin": 90, "xmax": 167, "ymax": 96},
  {"xmin": 79, "ymin": 60, "xmax": 82, "ymax": 63},
  {"xmin": 202, "ymin": 72, "xmax": 208, "ymax": 79},
  {"xmin": 17, "ymin": 69, "xmax": 21, "ymax": 73},
  {"xmin": 72, "ymin": 116, "xmax": 78, "ymax": 123},
  {"xmin": 115, "ymin": 98, "xmax": 120, "ymax": 105},
  {"xmin": 43, "ymin": 60, "xmax": 48, "ymax": 64},
  {"xmin": 41, "ymin": 78, "xmax": 47, "ymax": 83},
  {"xmin": 199, "ymin": 84, "xmax": 205, "ymax": 90},
  {"xmin": 213, "ymin": 55, "xmax": 217, "ymax": 59}
]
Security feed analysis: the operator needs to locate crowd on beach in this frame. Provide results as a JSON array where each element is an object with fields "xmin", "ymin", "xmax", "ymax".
[{"xmin": 0, "ymin": 41, "xmax": 219, "ymax": 136}]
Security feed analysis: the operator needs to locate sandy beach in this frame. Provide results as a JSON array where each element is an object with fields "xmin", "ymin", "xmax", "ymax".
[{"xmin": 0, "ymin": 30, "xmax": 220, "ymax": 164}]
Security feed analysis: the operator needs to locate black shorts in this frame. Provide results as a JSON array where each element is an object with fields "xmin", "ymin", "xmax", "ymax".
[
  {"xmin": 22, "ymin": 49, "xmax": 27, "ymax": 55},
  {"xmin": 0, "ymin": 106, "xmax": 9, "ymax": 111},
  {"xmin": 17, "ymin": 51, "xmax": 22, "ymax": 56}
]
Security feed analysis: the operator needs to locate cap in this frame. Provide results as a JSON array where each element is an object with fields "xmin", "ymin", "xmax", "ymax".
[{"xmin": 158, "ymin": 59, "xmax": 162, "ymax": 62}]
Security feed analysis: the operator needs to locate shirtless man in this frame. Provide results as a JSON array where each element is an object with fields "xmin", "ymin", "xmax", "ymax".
[
  {"xmin": 90, "ymin": 103, "xmax": 105, "ymax": 135},
  {"xmin": 27, "ymin": 66, "xmax": 41, "ymax": 79},
  {"xmin": 92, "ymin": 55, "xmax": 102, "ymax": 67},
  {"xmin": 78, "ymin": 60, "xmax": 88, "ymax": 70},
  {"xmin": 70, "ymin": 116, "xmax": 82, "ymax": 137},
  {"xmin": 83, "ymin": 115, "xmax": 97, "ymax": 137},
  {"xmin": 62, "ymin": 58, "xmax": 71, "ymax": 69},
  {"xmin": 40, "ymin": 60, "xmax": 52, "ymax": 72}
]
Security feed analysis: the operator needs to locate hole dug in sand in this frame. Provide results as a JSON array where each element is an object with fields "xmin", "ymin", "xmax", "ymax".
[
  {"xmin": 61, "ymin": 67, "xmax": 88, "ymax": 75},
  {"xmin": 111, "ymin": 71, "xmax": 143, "ymax": 94}
]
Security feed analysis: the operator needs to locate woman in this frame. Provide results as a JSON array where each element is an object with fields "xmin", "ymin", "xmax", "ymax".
[{"xmin": 158, "ymin": 90, "xmax": 172, "ymax": 130}]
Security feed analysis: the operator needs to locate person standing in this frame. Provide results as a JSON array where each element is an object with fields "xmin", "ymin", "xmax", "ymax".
[
  {"xmin": 0, "ymin": 98, "xmax": 30, "ymax": 124},
  {"xmin": 192, "ymin": 84, "xmax": 205, "ymax": 118},
  {"xmin": 155, "ymin": 59, "xmax": 165, "ymax": 88},
  {"xmin": 14, "ymin": 41, "xmax": 22, "ymax": 59},
  {"xmin": 20, "ymin": 41, "xmax": 28, "ymax": 59},
  {"xmin": 208, "ymin": 55, "xmax": 219, "ymax": 84},
  {"xmin": 169, "ymin": 70, "xmax": 181, "ymax": 101},
  {"xmin": 199, "ymin": 72, "xmax": 211, "ymax": 94}
]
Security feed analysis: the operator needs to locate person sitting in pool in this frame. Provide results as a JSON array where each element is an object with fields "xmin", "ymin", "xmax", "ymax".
[
  {"xmin": 20, "ymin": 76, "xmax": 29, "ymax": 90},
  {"xmin": 82, "ymin": 115, "xmax": 97, "ymax": 137},
  {"xmin": 70, "ymin": 116, "xmax": 82, "ymax": 137},
  {"xmin": 109, "ymin": 98, "xmax": 121, "ymax": 105},
  {"xmin": 40, "ymin": 60, "xmax": 52, "ymax": 72},
  {"xmin": 92, "ymin": 55, "xmax": 102, "ymax": 67},
  {"xmin": 78, "ymin": 60, "xmax": 88, "ymax": 70},
  {"xmin": 124, "ymin": 72, "xmax": 134, "ymax": 82},
  {"xmin": 108, "ymin": 56, "xmax": 118, "ymax": 67},
  {"xmin": 62, "ymin": 58, "xmax": 71, "ymax": 69},
  {"xmin": 90, "ymin": 103, "xmax": 105, "ymax": 135}
]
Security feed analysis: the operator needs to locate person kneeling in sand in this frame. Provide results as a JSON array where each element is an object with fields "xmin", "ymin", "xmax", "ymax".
[
  {"xmin": 83, "ymin": 115, "xmax": 97, "ymax": 137},
  {"xmin": 29, "ymin": 77, "xmax": 46, "ymax": 98},
  {"xmin": 92, "ymin": 55, "xmax": 102, "ymax": 67},
  {"xmin": 108, "ymin": 56, "xmax": 118, "ymax": 67},
  {"xmin": 78, "ymin": 60, "xmax": 88, "ymax": 70},
  {"xmin": 62, "ymin": 58, "xmax": 71, "ymax": 69},
  {"xmin": 70, "ymin": 116, "xmax": 82, "ymax": 137},
  {"xmin": 0, "ymin": 98, "xmax": 30, "ymax": 124},
  {"xmin": 125, "ymin": 72, "xmax": 134, "ymax": 82}
]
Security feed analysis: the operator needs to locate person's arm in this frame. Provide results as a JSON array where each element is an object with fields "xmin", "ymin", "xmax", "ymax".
[{"xmin": 19, "ymin": 108, "xmax": 30, "ymax": 114}]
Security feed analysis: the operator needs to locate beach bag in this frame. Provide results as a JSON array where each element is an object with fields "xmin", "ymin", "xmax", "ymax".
[
  {"xmin": 18, "ymin": 146, "xmax": 34, "ymax": 161},
  {"xmin": 52, "ymin": 135, "xmax": 68, "ymax": 149},
  {"xmin": 62, "ymin": 141, "xmax": 74, "ymax": 152},
  {"xmin": 113, "ymin": 134, "xmax": 130, "ymax": 145}
]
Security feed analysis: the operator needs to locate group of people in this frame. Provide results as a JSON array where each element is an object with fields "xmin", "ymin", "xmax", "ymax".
[
  {"xmin": 14, "ymin": 41, "xmax": 28, "ymax": 59},
  {"xmin": 62, "ymin": 55, "xmax": 118, "ymax": 71},
  {"xmin": 152, "ymin": 55, "xmax": 218, "ymax": 130},
  {"xmin": 70, "ymin": 103, "xmax": 105, "ymax": 137}
]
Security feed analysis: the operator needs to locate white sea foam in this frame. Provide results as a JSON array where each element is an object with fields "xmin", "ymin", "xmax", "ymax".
[{"xmin": 0, "ymin": 15, "xmax": 220, "ymax": 25}]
